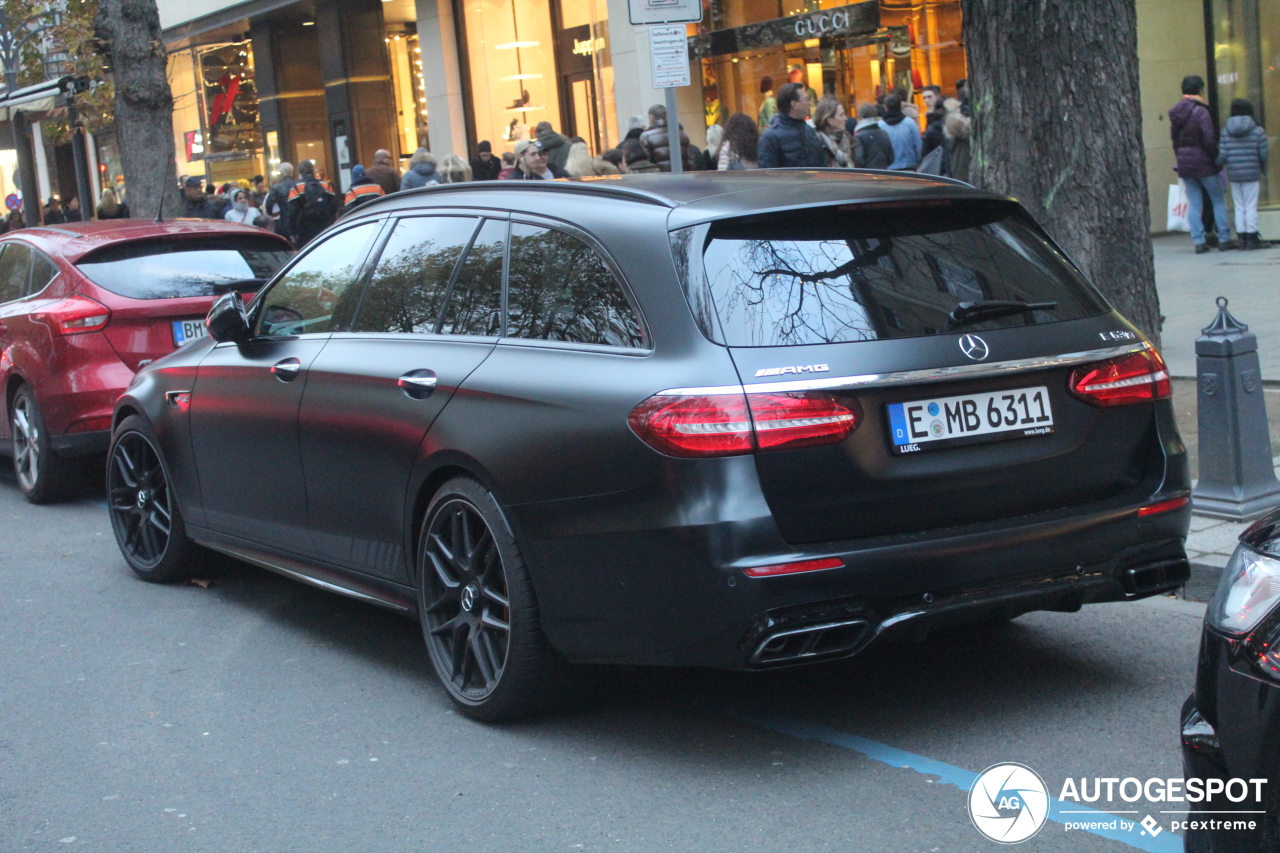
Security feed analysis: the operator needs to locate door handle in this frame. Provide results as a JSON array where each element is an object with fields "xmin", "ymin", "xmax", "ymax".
[
  {"xmin": 397, "ymin": 369, "xmax": 438, "ymax": 399},
  {"xmin": 271, "ymin": 357, "xmax": 302, "ymax": 381}
]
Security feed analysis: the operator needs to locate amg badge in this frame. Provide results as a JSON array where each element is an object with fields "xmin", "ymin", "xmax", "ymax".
[{"xmin": 755, "ymin": 364, "xmax": 830, "ymax": 378}]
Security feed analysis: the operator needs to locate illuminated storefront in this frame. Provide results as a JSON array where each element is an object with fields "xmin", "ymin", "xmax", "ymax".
[
  {"xmin": 696, "ymin": 0, "xmax": 965, "ymax": 132},
  {"xmin": 460, "ymin": 0, "xmax": 615, "ymax": 154}
]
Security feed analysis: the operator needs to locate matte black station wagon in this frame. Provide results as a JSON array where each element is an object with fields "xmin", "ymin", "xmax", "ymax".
[{"xmin": 108, "ymin": 171, "xmax": 1192, "ymax": 720}]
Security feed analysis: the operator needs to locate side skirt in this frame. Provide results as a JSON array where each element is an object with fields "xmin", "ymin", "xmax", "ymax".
[{"xmin": 188, "ymin": 526, "xmax": 419, "ymax": 615}]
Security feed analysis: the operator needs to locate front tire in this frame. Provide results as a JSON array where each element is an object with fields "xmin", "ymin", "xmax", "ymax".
[
  {"xmin": 107, "ymin": 415, "xmax": 199, "ymax": 583},
  {"xmin": 417, "ymin": 477, "xmax": 568, "ymax": 721},
  {"xmin": 10, "ymin": 385, "xmax": 74, "ymax": 504}
]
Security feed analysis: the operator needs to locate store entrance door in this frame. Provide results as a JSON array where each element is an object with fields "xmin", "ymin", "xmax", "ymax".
[{"xmin": 563, "ymin": 72, "xmax": 600, "ymax": 154}]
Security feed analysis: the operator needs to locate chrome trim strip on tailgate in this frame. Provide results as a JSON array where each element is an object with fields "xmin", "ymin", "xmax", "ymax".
[{"xmin": 657, "ymin": 342, "xmax": 1151, "ymax": 396}]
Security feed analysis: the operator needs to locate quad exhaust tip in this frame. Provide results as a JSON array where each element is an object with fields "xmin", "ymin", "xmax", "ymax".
[{"xmin": 749, "ymin": 619, "xmax": 868, "ymax": 666}]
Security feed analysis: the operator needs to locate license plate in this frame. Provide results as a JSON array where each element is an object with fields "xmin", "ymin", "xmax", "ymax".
[
  {"xmin": 172, "ymin": 319, "xmax": 208, "ymax": 347},
  {"xmin": 887, "ymin": 386, "xmax": 1054, "ymax": 454}
]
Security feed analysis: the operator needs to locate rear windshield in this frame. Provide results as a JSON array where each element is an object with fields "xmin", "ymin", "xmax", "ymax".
[
  {"xmin": 670, "ymin": 202, "xmax": 1108, "ymax": 347},
  {"xmin": 76, "ymin": 237, "xmax": 293, "ymax": 300}
]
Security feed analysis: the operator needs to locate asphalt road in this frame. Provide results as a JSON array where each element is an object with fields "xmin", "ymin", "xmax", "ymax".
[{"xmin": 0, "ymin": 463, "xmax": 1205, "ymax": 853}]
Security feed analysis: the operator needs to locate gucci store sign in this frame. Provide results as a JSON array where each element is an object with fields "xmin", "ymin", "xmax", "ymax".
[{"xmin": 690, "ymin": 1, "xmax": 879, "ymax": 59}]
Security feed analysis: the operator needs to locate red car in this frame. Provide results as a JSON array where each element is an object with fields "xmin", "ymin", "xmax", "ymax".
[{"xmin": 0, "ymin": 219, "xmax": 293, "ymax": 502}]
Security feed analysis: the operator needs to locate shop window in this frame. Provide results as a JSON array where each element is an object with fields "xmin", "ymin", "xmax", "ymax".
[{"xmin": 1211, "ymin": 0, "xmax": 1280, "ymax": 208}]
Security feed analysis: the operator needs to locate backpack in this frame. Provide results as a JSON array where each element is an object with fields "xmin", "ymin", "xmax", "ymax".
[{"xmin": 298, "ymin": 178, "xmax": 334, "ymax": 224}]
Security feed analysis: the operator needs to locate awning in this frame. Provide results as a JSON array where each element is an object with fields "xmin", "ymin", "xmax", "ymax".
[{"xmin": 0, "ymin": 77, "xmax": 72, "ymax": 122}]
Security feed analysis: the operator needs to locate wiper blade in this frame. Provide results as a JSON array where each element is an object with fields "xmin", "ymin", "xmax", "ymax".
[
  {"xmin": 210, "ymin": 278, "xmax": 267, "ymax": 294},
  {"xmin": 949, "ymin": 299, "xmax": 1057, "ymax": 326}
]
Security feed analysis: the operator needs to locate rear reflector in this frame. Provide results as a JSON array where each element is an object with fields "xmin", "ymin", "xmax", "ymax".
[
  {"xmin": 743, "ymin": 557, "xmax": 844, "ymax": 578},
  {"xmin": 1069, "ymin": 347, "xmax": 1171, "ymax": 407},
  {"xmin": 628, "ymin": 391, "xmax": 860, "ymax": 458},
  {"xmin": 32, "ymin": 294, "xmax": 111, "ymax": 335},
  {"xmin": 1138, "ymin": 495, "xmax": 1190, "ymax": 517},
  {"xmin": 67, "ymin": 416, "xmax": 114, "ymax": 434}
]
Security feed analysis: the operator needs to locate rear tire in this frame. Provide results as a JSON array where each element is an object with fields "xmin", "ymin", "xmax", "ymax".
[
  {"xmin": 417, "ymin": 477, "xmax": 570, "ymax": 722},
  {"xmin": 10, "ymin": 385, "xmax": 74, "ymax": 504},
  {"xmin": 107, "ymin": 415, "xmax": 199, "ymax": 584}
]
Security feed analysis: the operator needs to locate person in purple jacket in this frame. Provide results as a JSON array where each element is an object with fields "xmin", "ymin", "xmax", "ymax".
[{"xmin": 1170, "ymin": 75, "xmax": 1236, "ymax": 253}]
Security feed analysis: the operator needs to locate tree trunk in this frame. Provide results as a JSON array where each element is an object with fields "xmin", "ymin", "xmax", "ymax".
[
  {"xmin": 960, "ymin": 0, "xmax": 1161, "ymax": 346},
  {"xmin": 95, "ymin": 0, "xmax": 180, "ymax": 220}
]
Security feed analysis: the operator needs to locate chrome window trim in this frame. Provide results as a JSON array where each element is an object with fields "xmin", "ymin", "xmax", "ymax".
[{"xmin": 656, "ymin": 341, "xmax": 1151, "ymax": 397}]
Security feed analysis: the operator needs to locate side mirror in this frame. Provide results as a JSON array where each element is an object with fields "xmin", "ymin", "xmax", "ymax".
[{"xmin": 206, "ymin": 291, "xmax": 250, "ymax": 343}]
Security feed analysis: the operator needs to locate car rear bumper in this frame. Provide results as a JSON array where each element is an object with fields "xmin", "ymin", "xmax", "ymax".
[{"xmin": 513, "ymin": 461, "xmax": 1192, "ymax": 667}]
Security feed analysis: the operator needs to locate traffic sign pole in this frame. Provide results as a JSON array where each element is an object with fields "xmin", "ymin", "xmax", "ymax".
[
  {"xmin": 665, "ymin": 86, "xmax": 682, "ymax": 175},
  {"xmin": 649, "ymin": 24, "xmax": 692, "ymax": 176}
]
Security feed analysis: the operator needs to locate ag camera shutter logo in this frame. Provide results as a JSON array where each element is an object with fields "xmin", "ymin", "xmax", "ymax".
[{"xmin": 968, "ymin": 763, "xmax": 1050, "ymax": 844}]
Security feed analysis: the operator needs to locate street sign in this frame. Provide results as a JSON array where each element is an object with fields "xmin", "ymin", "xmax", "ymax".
[
  {"xmin": 628, "ymin": 0, "xmax": 701, "ymax": 25},
  {"xmin": 4, "ymin": 193, "xmax": 18, "ymax": 211},
  {"xmin": 649, "ymin": 25, "xmax": 690, "ymax": 88}
]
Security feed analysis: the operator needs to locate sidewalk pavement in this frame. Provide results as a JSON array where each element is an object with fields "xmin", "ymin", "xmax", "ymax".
[{"xmin": 1154, "ymin": 233, "xmax": 1280, "ymax": 380}]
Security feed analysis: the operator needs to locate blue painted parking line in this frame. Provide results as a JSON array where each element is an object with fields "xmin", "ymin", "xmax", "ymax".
[{"xmin": 727, "ymin": 708, "xmax": 1183, "ymax": 852}]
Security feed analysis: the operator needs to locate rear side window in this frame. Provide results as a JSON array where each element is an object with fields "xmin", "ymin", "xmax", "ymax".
[
  {"xmin": 673, "ymin": 202, "xmax": 1107, "ymax": 346},
  {"xmin": 353, "ymin": 216, "xmax": 479, "ymax": 334},
  {"xmin": 439, "ymin": 218, "xmax": 505, "ymax": 337},
  {"xmin": 76, "ymin": 237, "xmax": 293, "ymax": 300},
  {"xmin": 506, "ymin": 223, "xmax": 642, "ymax": 348},
  {"xmin": 0, "ymin": 242, "xmax": 32, "ymax": 303},
  {"xmin": 30, "ymin": 251, "xmax": 58, "ymax": 295}
]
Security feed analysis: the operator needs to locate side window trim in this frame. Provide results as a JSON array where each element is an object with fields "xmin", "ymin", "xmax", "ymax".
[
  {"xmin": 247, "ymin": 218, "xmax": 383, "ymax": 337},
  {"xmin": 505, "ymin": 217, "xmax": 649, "ymax": 350},
  {"xmin": 341, "ymin": 215, "xmax": 398, "ymax": 333},
  {"xmin": 434, "ymin": 214, "xmax": 509, "ymax": 338}
]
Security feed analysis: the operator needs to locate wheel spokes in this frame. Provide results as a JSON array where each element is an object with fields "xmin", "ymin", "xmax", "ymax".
[{"xmin": 109, "ymin": 433, "xmax": 172, "ymax": 567}]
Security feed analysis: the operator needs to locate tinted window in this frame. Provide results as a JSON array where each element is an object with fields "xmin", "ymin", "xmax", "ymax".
[
  {"xmin": 30, "ymin": 251, "xmax": 58, "ymax": 296},
  {"xmin": 0, "ymin": 243, "xmax": 31, "ymax": 303},
  {"xmin": 677, "ymin": 203, "xmax": 1107, "ymax": 347},
  {"xmin": 76, "ymin": 237, "xmax": 293, "ymax": 300},
  {"xmin": 506, "ymin": 224, "xmax": 643, "ymax": 348},
  {"xmin": 353, "ymin": 216, "xmax": 478, "ymax": 334},
  {"xmin": 256, "ymin": 222, "xmax": 378, "ymax": 338},
  {"xmin": 439, "ymin": 218, "xmax": 504, "ymax": 337}
]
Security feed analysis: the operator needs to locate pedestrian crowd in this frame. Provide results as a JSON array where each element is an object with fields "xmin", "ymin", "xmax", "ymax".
[{"xmin": 1169, "ymin": 74, "xmax": 1271, "ymax": 253}]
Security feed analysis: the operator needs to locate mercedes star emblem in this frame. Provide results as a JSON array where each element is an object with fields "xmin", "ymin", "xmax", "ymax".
[
  {"xmin": 461, "ymin": 584, "xmax": 478, "ymax": 612},
  {"xmin": 959, "ymin": 334, "xmax": 990, "ymax": 361}
]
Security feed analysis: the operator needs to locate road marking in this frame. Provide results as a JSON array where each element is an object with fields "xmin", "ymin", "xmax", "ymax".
[{"xmin": 729, "ymin": 709, "xmax": 1183, "ymax": 853}]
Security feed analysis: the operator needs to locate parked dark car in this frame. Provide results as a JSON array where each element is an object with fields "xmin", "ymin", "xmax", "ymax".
[
  {"xmin": 107, "ymin": 171, "xmax": 1191, "ymax": 720},
  {"xmin": 0, "ymin": 219, "xmax": 292, "ymax": 502},
  {"xmin": 1182, "ymin": 510, "xmax": 1280, "ymax": 852}
]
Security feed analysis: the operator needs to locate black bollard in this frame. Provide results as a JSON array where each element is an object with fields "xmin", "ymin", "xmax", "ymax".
[{"xmin": 1191, "ymin": 297, "xmax": 1280, "ymax": 519}]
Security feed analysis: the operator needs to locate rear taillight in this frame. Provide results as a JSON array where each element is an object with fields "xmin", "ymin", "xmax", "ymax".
[
  {"xmin": 1068, "ymin": 347, "xmax": 1171, "ymax": 407},
  {"xmin": 628, "ymin": 391, "xmax": 860, "ymax": 458},
  {"xmin": 32, "ymin": 295, "xmax": 111, "ymax": 335}
]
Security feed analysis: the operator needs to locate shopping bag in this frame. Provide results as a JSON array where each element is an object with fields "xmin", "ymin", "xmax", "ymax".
[{"xmin": 1167, "ymin": 181, "xmax": 1190, "ymax": 232}]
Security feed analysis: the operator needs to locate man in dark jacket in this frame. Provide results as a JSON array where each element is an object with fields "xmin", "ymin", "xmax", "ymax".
[
  {"xmin": 264, "ymin": 163, "xmax": 295, "ymax": 240},
  {"xmin": 287, "ymin": 160, "xmax": 338, "ymax": 247},
  {"xmin": 470, "ymin": 140, "xmax": 503, "ymax": 181},
  {"xmin": 535, "ymin": 122, "xmax": 571, "ymax": 172},
  {"xmin": 1170, "ymin": 75, "xmax": 1235, "ymax": 252},
  {"xmin": 180, "ymin": 176, "xmax": 221, "ymax": 219},
  {"xmin": 757, "ymin": 83, "xmax": 824, "ymax": 168},
  {"xmin": 364, "ymin": 149, "xmax": 401, "ymax": 196},
  {"xmin": 920, "ymin": 85, "xmax": 946, "ymax": 157},
  {"xmin": 848, "ymin": 103, "xmax": 892, "ymax": 169},
  {"xmin": 342, "ymin": 164, "xmax": 385, "ymax": 213},
  {"xmin": 639, "ymin": 104, "xmax": 697, "ymax": 171}
]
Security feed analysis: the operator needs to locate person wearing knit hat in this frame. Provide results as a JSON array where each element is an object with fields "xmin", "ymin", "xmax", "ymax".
[
  {"xmin": 471, "ymin": 139, "xmax": 502, "ymax": 181},
  {"xmin": 343, "ymin": 163, "xmax": 385, "ymax": 213}
]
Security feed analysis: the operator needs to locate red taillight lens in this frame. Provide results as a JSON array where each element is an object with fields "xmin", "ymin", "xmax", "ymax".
[
  {"xmin": 32, "ymin": 295, "xmax": 111, "ymax": 335},
  {"xmin": 1138, "ymin": 495, "xmax": 1190, "ymax": 516},
  {"xmin": 1068, "ymin": 348, "xmax": 1171, "ymax": 407},
  {"xmin": 743, "ymin": 557, "xmax": 844, "ymax": 577},
  {"xmin": 747, "ymin": 393, "xmax": 861, "ymax": 451},
  {"xmin": 628, "ymin": 391, "xmax": 860, "ymax": 458},
  {"xmin": 628, "ymin": 393, "xmax": 755, "ymax": 457}
]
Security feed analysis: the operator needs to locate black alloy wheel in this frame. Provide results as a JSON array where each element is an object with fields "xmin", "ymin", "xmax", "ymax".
[
  {"xmin": 10, "ymin": 385, "xmax": 73, "ymax": 504},
  {"xmin": 107, "ymin": 416, "xmax": 197, "ymax": 583},
  {"xmin": 417, "ymin": 477, "xmax": 568, "ymax": 721}
]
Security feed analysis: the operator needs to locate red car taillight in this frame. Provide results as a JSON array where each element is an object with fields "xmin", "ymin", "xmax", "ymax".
[
  {"xmin": 1068, "ymin": 347, "xmax": 1171, "ymax": 407},
  {"xmin": 628, "ymin": 391, "xmax": 860, "ymax": 458},
  {"xmin": 32, "ymin": 295, "xmax": 111, "ymax": 335}
]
